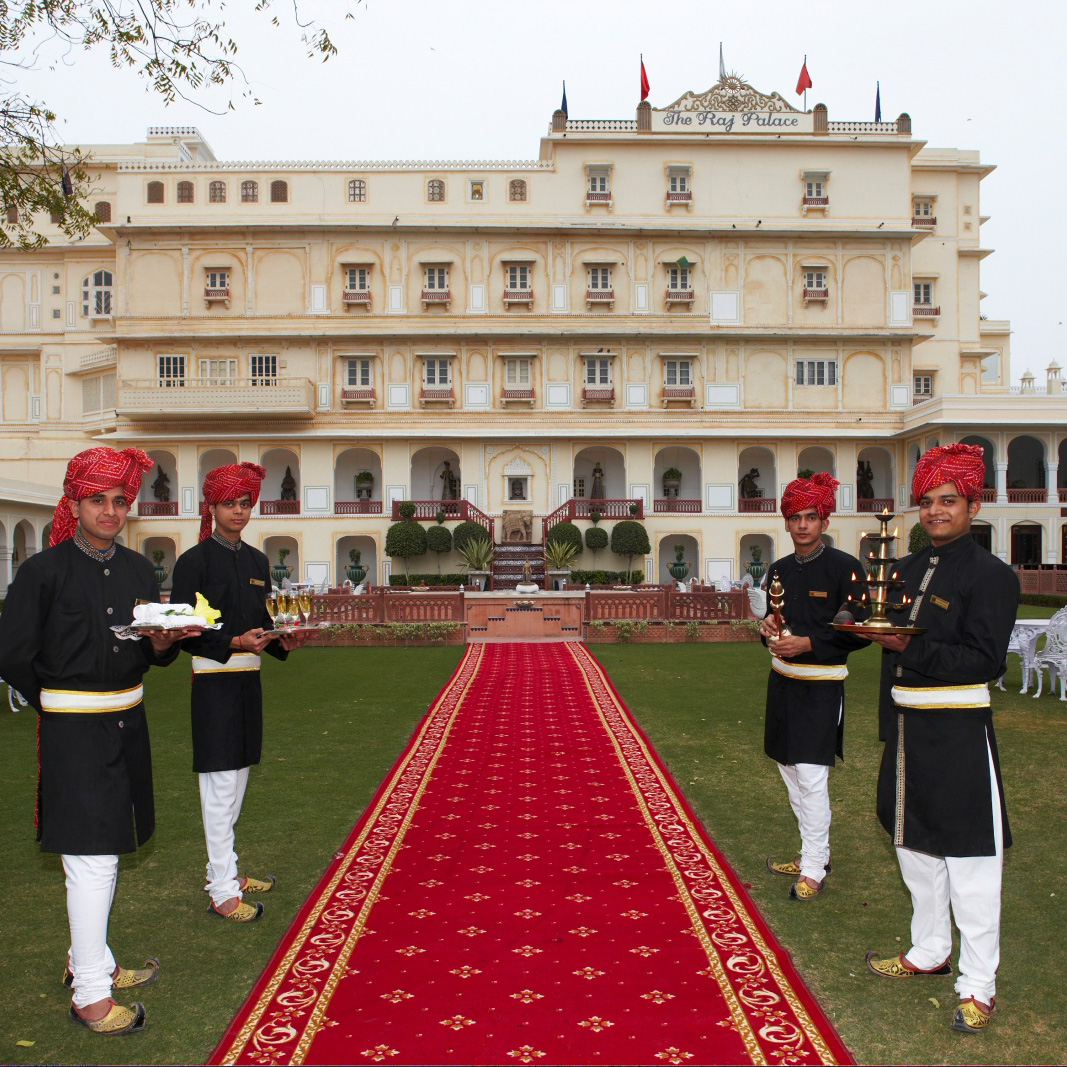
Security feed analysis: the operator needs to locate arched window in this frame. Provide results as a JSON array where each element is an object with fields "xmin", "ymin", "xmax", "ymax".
[
  {"xmin": 241, "ymin": 180, "xmax": 258, "ymax": 203},
  {"xmin": 93, "ymin": 201, "xmax": 112, "ymax": 223},
  {"xmin": 209, "ymin": 181, "xmax": 226, "ymax": 203},
  {"xmin": 81, "ymin": 270, "xmax": 113, "ymax": 317},
  {"xmin": 509, "ymin": 179, "xmax": 527, "ymax": 202},
  {"xmin": 146, "ymin": 181, "xmax": 165, "ymax": 204},
  {"xmin": 5, "ymin": 204, "xmax": 18, "ymax": 224},
  {"xmin": 270, "ymin": 180, "xmax": 288, "ymax": 203},
  {"xmin": 177, "ymin": 180, "xmax": 194, "ymax": 204},
  {"xmin": 348, "ymin": 179, "xmax": 367, "ymax": 202},
  {"xmin": 427, "ymin": 179, "xmax": 445, "ymax": 202}
]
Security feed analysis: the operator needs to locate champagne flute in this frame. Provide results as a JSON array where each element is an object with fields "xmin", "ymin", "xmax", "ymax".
[
  {"xmin": 276, "ymin": 592, "xmax": 290, "ymax": 626},
  {"xmin": 265, "ymin": 595, "xmax": 278, "ymax": 628},
  {"xmin": 297, "ymin": 591, "xmax": 312, "ymax": 626}
]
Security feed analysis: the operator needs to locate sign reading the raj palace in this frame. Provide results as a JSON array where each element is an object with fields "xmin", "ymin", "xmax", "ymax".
[{"xmin": 652, "ymin": 77, "xmax": 812, "ymax": 134}]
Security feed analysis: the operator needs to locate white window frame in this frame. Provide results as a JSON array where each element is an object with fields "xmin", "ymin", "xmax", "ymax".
[
  {"xmin": 250, "ymin": 353, "xmax": 278, "ymax": 386},
  {"xmin": 468, "ymin": 179, "xmax": 485, "ymax": 201},
  {"xmin": 584, "ymin": 357, "xmax": 612, "ymax": 386},
  {"xmin": 422, "ymin": 357, "xmax": 452, "ymax": 387},
  {"xmin": 345, "ymin": 266, "xmax": 370, "ymax": 291},
  {"xmin": 157, "ymin": 354, "xmax": 186, "ymax": 387},
  {"xmin": 795, "ymin": 358, "xmax": 838, "ymax": 387},
  {"xmin": 663, "ymin": 359, "xmax": 693, "ymax": 387},
  {"xmin": 587, "ymin": 266, "xmax": 612, "ymax": 290},
  {"xmin": 198, "ymin": 357, "xmax": 238, "ymax": 385},
  {"xmin": 424, "ymin": 266, "xmax": 449, "ymax": 291},
  {"xmin": 205, "ymin": 269, "xmax": 229, "ymax": 290},
  {"xmin": 505, "ymin": 357, "xmax": 531, "ymax": 386},
  {"xmin": 913, "ymin": 373, "xmax": 934, "ymax": 398},
  {"xmin": 573, "ymin": 477, "xmax": 586, "ymax": 499},
  {"xmin": 505, "ymin": 264, "xmax": 530, "ymax": 290},
  {"xmin": 666, "ymin": 266, "xmax": 690, "ymax": 291},
  {"xmin": 81, "ymin": 269, "xmax": 113, "ymax": 318},
  {"xmin": 803, "ymin": 268, "xmax": 827, "ymax": 290},
  {"xmin": 345, "ymin": 357, "xmax": 372, "ymax": 387},
  {"xmin": 913, "ymin": 280, "xmax": 934, "ymax": 305},
  {"xmin": 913, "ymin": 198, "xmax": 935, "ymax": 218}
]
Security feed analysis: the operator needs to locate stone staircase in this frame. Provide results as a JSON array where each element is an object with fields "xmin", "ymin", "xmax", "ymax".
[{"xmin": 491, "ymin": 543, "xmax": 546, "ymax": 591}]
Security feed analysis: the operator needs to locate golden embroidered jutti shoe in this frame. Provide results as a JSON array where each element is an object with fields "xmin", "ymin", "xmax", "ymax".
[
  {"xmin": 63, "ymin": 957, "xmax": 160, "ymax": 990},
  {"xmin": 208, "ymin": 899, "xmax": 264, "ymax": 923},
  {"xmin": 788, "ymin": 877, "xmax": 825, "ymax": 901},
  {"xmin": 766, "ymin": 855, "xmax": 832, "ymax": 878},
  {"xmin": 68, "ymin": 999, "xmax": 146, "ymax": 1035},
  {"xmin": 951, "ymin": 997, "xmax": 995, "ymax": 1033},
  {"xmin": 238, "ymin": 874, "xmax": 276, "ymax": 894},
  {"xmin": 865, "ymin": 951, "xmax": 952, "ymax": 977}
]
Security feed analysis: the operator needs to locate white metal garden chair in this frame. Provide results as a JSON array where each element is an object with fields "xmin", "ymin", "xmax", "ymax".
[{"xmin": 1032, "ymin": 607, "xmax": 1067, "ymax": 701}]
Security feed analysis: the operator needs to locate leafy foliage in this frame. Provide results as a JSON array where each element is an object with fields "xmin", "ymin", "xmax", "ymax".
[
  {"xmin": 456, "ymin": 536, "xmax": 493, "ymax": 571},
  {"xmin": 546, "ymin": 521, "xmax": 583, "ymax": 554},
  {"xmin": 384, "ymin": 519, "xmax": 426, "ymax": 576},
  {"xmin": 425, "ymin": 523, "xmax": 453, "ymax": 571},
  {"xmin": 0, "ymin": 0, "xmax": 357, "ymax": 247},
  {"xmin": 908, "ymin": 521, "xmax": 931, "ymax": 553},
  {"xmin": 453, "ymin": 520, "xmax": 489, "ymax": 551},
  {"xmin": 543, "ymin": 539, "xmax": 579, "ymax": 570},
  {"xmin": 585, "ymin": 526, "xmax": 609, "ymax": 556},
  {"xmin": 610, "ymin": 519, "xmax": 651, "ymax": 576}
]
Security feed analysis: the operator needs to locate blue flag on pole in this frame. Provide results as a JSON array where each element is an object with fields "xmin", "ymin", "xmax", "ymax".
[
  {"xmin": 875, "ymin": 82, "xmax": 882, "ymax": 122},
  {"xmin": 561, "ymin": 81, "xmax": 568, "ymax": 118}
]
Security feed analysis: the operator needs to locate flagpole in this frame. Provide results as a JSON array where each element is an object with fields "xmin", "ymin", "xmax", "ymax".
[{"xmin": 803, "ymin": 54, "xmax": 807, "ymax": 111}]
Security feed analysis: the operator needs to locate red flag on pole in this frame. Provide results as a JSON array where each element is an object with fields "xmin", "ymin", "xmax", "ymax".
[
  {"xmin": 640, "ymin": 56, "xmax": 650, "ymax": 101},
  {"xmin": 796, "ymin": 59, "xmax": 812, "ymax": 96}
]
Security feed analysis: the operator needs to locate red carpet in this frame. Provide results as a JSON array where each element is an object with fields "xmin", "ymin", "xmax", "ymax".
[{"xmin": 210, "ymin": 644, "xmax": 852, "ymax": 1066}]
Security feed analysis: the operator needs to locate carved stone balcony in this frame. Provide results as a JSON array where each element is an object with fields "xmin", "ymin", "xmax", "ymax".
[
  {"xmin": 661, "ymin": 385, "xmax": 695, "ymax": 407},
  {"xmin": 137, "ymin": 501, "xmax": 178, "ymax": 517},
  {"xmin": 581, "ymin": 387, "xmax": 614, "ymax": 407},
  {"xmin": 260, "ymin": 500, "xmax": 300, "ymax": 516},
  {"xmin": 803, "ymin": 287, "xmax": 829, "ymax": 302},
  {"xmin": 913, "ymin": 304, "xmax": 941, "ymax": 318},
  {"xmin": 664, "ymin": 289, "xmax": 694, "ymax": 309},
  {"xmin": 585, "ymin": 288, "xmax": 615, "ymax": 310},
  {"xmin": 334, "ymin": 500, "xmax": 383, "ymax": 515},
  {"xmin": 419, "ymin": 387, "xmax": 455, "ymax": 407},
  {"xmin": 342, "ymin": 289, "xmax": 371, "ymax": 309},
  {"xmin": 739, "ymin": 497, "xmax": 778, "ymax": 513},
  {"xmin": 117, "ymin": 377, "xmax": 316, "ymax": 420},
  {"xmin": 341, "ymin": 387, "xmax": 375, "ymax": 406},
  {"xmin": 421, "ymin": 289, "xmax": 451, "ymax": 309},
  {"xmin": 665, "ymin": 190, "xmax": 692, "ymax": 209},
  {"xmin": 503, "ymin": 288, "xmax": 534, "ymax": 309},
  {"xmin": 912, "ymin": 216, "xmax": 937, "ymax": 228},
  {"xmin": 204, "ymin": 286, "xmax": 230, "ymax": 309},
  {"xmin": 501, "ymin": 388, "xmax": 535, "ymax": 406},
  {"xmin": 801, "ymin": 195, "xmax": 829, "ymax": 215},
  {"xmin": 585, "ymin": 192, "xmax": 613, "ymax": 211}
]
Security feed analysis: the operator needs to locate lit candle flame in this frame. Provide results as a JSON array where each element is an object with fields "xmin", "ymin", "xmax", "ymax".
[{"xmin": 893, "ymin": 527, "xmax": 899, "ymax": 538}]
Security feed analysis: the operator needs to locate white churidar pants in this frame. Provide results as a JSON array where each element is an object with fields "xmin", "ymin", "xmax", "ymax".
[
  {"xmin": 895, "ymin": 738, "xmax": 1003, "ymax": 1004},
  {"xmin": 199, "ymin": 767, "xmax": 250, "ymax": 908},
  {"xmin": 777, "ymin": 762, "xmax": 831, "ymax": 882},
  {"xmin": 62, "ymin": 853, "xmax": 119, "ymax": 1009}
]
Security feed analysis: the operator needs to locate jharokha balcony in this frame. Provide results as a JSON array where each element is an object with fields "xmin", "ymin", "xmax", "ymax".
[
  {"xmin": 581, "ymin": 386, "xmax": 615, "ymax": 407},
  {"xmin": 117, "ymin": 377, "xmax": 315, "ymax": 420},
  {"xmin": 342, "ymin": 289, "xmax": 371, "ymax": 308},
  {"xmin": 913, "ymin": 304, "xmax": 941, "ymax": 318},
  {"xmin": 137, "ymin": 501, "xmax": 178, "ymax": 517},
  {"xmin": 585, "ymin": 288, "xmax": 615, "ymax": 309},
  {"xmin": 801, "ymin": 196, "xmax": 829, "ymax": 213},
  {"xmin": 803, "ymin": 288, "xmax": 830, "ymax": 302},
  {"xmin": 664, "ymin": 289, "xmax": 695, "ymax": 308},
  {"xmin": 420, "ymin": 289, "xmax": 451, "ymax": 309},
  {"xmin": 501, "ymin": 387, "xmax": 535, "ymax": 405},
  {"xmin": 665, "ymin": 191, "xmax": 692, "ymax": 205},
  {"xmin": 912, "ymin": 215, "xmax": 937, "ymax": 228},
  {"xmin": 341, "ymin": 387, "xmax": 375, "ymax": 405},
  {"xmin": 419, "ymin": 387, "xmax": 455, "ymax": 407},
  {"xmin": 503, "ymin": 288, "xmax": 534, "ymax": 309},
  {"xmin": 203, "ymin": 286, "xmax": 230, "ymax": 308},
  {"xmin": 661, "ymin": 386, "xmax": 695, "ymax": 407}
]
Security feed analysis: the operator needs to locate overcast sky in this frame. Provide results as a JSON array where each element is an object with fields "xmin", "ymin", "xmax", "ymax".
[{"xmin": 20, "ymin": 0, "xmax": 1065, "ymax": 383}]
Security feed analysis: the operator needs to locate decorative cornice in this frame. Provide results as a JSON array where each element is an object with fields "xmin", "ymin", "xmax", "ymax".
[
  {"xmin": 118, "ymin": 159, "xmax": 554, "ymax": 174},
  {"xmin": 658, "ymin": 76, "xmax": 804, "ymax": 115}
]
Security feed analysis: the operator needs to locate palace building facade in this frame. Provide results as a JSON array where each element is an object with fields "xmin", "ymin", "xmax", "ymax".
[{"xmin": 1, "ymin": 76, "xmax": 1065, "ymax": 592}]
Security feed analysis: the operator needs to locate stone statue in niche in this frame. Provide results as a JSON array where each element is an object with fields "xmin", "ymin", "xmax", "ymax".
[
  {"xmin": 280, "ymin": 466, "xmax": 297, "ymax": 501},
  {"xmin": 440, "ymin": 461, "xmax": 459, "ymax": 500},
  {"xmin": 590, "ymin": 462, "xmax": 605, "ymax": 499},
  {"xmin": 857, "ymin": 460, "xmax": 874, "ymax": 500},
  {"xmin": 151, "ymin": 465, "xmax": 171, "ymax": 502},
  {"xmin": 739, "ymin": 467, "xmax": 761, "ymax": 498}
]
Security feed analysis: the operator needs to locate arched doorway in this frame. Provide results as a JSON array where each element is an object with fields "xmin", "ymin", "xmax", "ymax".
[
  {"xmin": 411, "ymin": 446, "xmax": 461, "ymax": 506},
  {"xmin": 336, "ymin": 534, "xmax": 377, "ymax": 588},
  {"xmin": 737, "ymin": 447, "xmax": 777, "ymax": 513},
  {"xmin": 1010, "ymin": 523, "xmax": 1042, "ymax": 566},
  {"xmin": 140, "ymin": 450, "xmax": 178, "ymax": 516},
  {"xmin": 335, "ymin": 447, "xmax": 383, "ymax": 514},
  {"xmin": 960, "ymin": 435, "xmax": 996, "ymax": 502},
  {"xmin": 142, "ymin": 535, "xmax": 177, "ymax": 592},
  {"xmin": 971, "ymin": 521, "xmax": 993, "ymax": 554},
  {"xmin": 260, "ymin": 448, "xmax": 300, "ymax": 515},
  {"xmin": 653, "ymin": 446, "xmax": 701, "ymax": 513},
  {"xmin": 262, "ymin": 534, "xmax": 299, "ymax": 587},
  {"xmin": 1006, "ymin": 436, "xmax": 1045, "ymax": 503},
  {"xmin": 657, "ymin": 534, "xmax": 698, "ymax": 586},
  {"xmin": 796, "ymin": 445, "xmax": 835, "ymax": 478},
  {"xmin": 573, "ymin": 446, "xmax": 626, "ymax": 505},
  {"xmin": 856, "ymin": 446, "xmax": 894, "ymax": 512}
]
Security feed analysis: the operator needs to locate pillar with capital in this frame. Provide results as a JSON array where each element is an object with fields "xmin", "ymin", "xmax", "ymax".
[{"xmin": 996, "ymin": 461, "xmax": 1008, "ymax": 505}]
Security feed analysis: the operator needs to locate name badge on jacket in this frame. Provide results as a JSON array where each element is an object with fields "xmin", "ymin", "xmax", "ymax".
[
  {"xmin": 809, "ymin": 590, "xmax": 828, "ymax": 598},
  {"xmin": 249, "ymin": 578, "xmax": 265, "ymax": 587},
  {"xmin": 930, "ymin": 594, "xmax": 950, "ymax": 610}
]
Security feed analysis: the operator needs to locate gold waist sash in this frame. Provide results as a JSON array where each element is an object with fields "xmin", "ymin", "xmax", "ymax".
[
  {"xmin": 891, "ymin": 683, "xmax": 990, "ymax": 709},
  {"xmin": 771, "ymin": 656, "xmax": 848, "ymax": 682},
  {"xmin": 40, "ymin": 685, "xmax": 144, "ymax": 714},
  {"xmin": 192, "ymin": 653, "xmax": 261, "ymax": 674}
]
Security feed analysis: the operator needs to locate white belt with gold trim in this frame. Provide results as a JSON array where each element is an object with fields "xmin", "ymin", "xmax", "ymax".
[
  {"xmin": 192, "ymin": 653, "xmax": 261, "ymax": 674},
  {"xmin": 771, "ymin": 656, "xmax": 848, "ymax": 682},
  {"xmin": 40, "ymin": 685, "xmax": 144, "ymax": 714},
  {"xmin": 891, "ymin": 683, "xmax": 990, "ymax": 709}
]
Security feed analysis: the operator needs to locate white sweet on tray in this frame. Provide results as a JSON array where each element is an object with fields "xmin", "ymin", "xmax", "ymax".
[{"xmin": 132, "ymin": 603, "xmax": 214, "ymax": 628}]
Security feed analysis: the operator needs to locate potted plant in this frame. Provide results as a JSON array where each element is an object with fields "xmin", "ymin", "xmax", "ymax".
[
  {"xmin": 746, "ymin": 544, "xmax": 765, "ymax": 584},
  {"xmin": 666, "ymin": 543, "xmax": 690, "ymax": 582},
  {"xmin": 355, "ymin": 470, "xmax": 374, "ymax": 501},
  {"xmin": 662, "ymin": 467, "xmax": 683, "ymax": 498},
  {"xmin": 457, "ymin": 536, "xmax": 494, "ymax": 590},
  {"xmin": 150, "ymin": 549, "xmax": 168, "ymax": 586},
  {"xmin": 346, "ymin": 547, "xmax": 367, "ymax": 585},
  {"xmin": 544, "ymin": 539, "xmax": 579, "ymax": 590},
  {"xmin": 272, "ymin": 547, "xmax": 293, "ymax": 585}
]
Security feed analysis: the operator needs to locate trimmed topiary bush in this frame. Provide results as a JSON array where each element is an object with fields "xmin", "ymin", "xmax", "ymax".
[
  {"xmin": 385, "ymin": 519, "xmax": 426, "ymax": 577},
  {"xmin": 585, "ymin": 526, "xmax": 608, "ymax": 556},
  {"xmin": 397, "ymin": 500, "xmax": 417, "ymax": 520},
  {"xmin": 610, "ymin": 519, "xmax": 651, "ymax": 578},
  {"xmin": 425, "ymin": 524, "xmax": 453, "ymax": 572},
  {"xmin": 908, "ymin": 522, "xmax": 930, "ymax": 553},
  {"xmin": 546, "ymin": 522, "xmax": 583, "ymax": 555},
  {"xmin": 453, "ymin": 521, "xmax": 489, "ymax": 551}
]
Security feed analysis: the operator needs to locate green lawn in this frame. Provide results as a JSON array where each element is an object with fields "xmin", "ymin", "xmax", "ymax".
[{"xmin": 0, "ymin": 642, "xmax": 1062, "ymax": 1066}]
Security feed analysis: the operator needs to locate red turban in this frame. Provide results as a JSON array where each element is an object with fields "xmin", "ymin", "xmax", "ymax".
[
  {"xmin": 49, "ymin": 447, "xmax": 153, "ymax": 546},
  {"xmin": 912, "ymin": 443, "xmax": 985, "ymax": 503},
  {"xmin": 780, "ymin": 471, "xmax": 839, "ymax": 520},
  {"xmin": 199, "ymin": 463, "xmax": 267, "ymax": 541}
]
